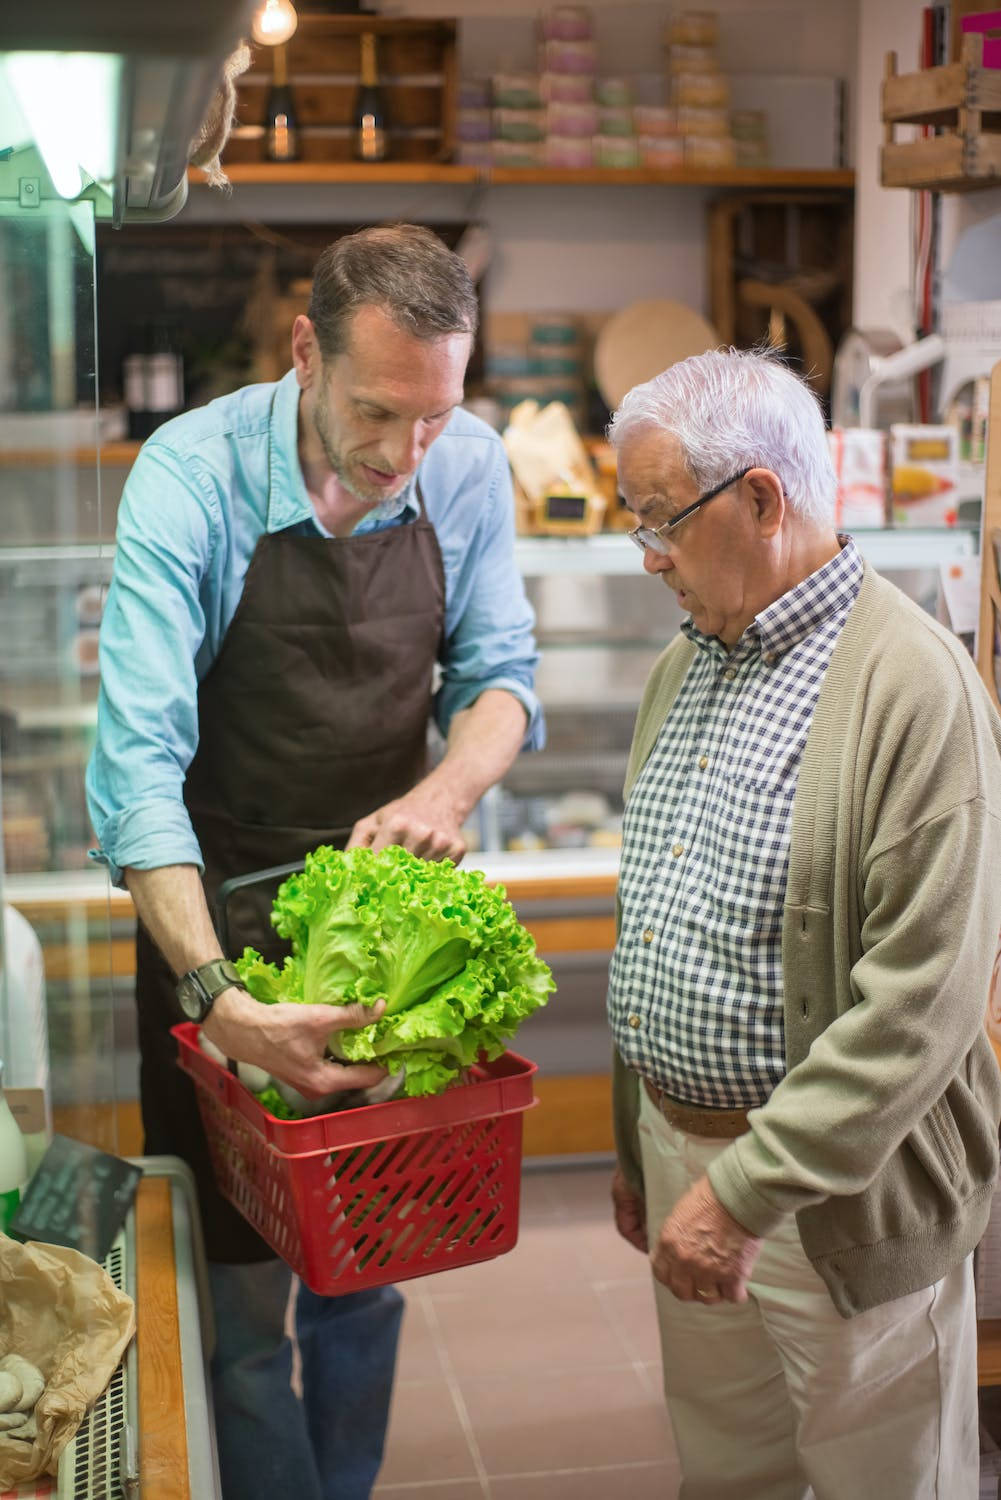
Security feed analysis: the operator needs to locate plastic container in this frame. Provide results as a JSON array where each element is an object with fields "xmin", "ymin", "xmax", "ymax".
[
  {"xmin": 633, "ymin": 105, "xmax": 679, "ymax": 137},
  {"xmin": 540, "ymin": 70, "xmax": 595, "ymax": 103},
  {"xmin": 173, "ymin": 1021, "xmax": 538, "ymax": 1294},
  {"xmin": 0, "ymin": 1060, "xmax": 28, "ymax": 1233},
  {"xmin": 677, "ymin": 104, "xmax": 730, "ymax": 136},
  {"xmin": 672, "ymin": 70, "xmax": 729, "ymax": 108},
  {"xmin": 666, "ymin": 10, "xmax": 719, "ymax": 46},
  {"xmin": 492, "ymin": 72, "xmax": 543, "ymax": 110},
  {"xmin": 593, "ymin": 133, "xmax": 641, "ymax": 168},
  {"xmin": 597, "ymin": 106, "xmax": 635, "ymax": 137},
  {"xmin": 639, "ymin": 135, "xmax": 685, "ymax": 168},
  {"xmin": 595, "ymin": 76, "xmax": 634, "ymax": 108},
  {"xmin": 539, "ymin": 4, "xmax": 593, "ymax": 40},
  {"xmin": 491, "ymin": 139, "xmax": 546, "ymax": 167},
  {"xmin": 547, "ymin": 101, "xmax": 599, "ymax": 137},
  {"xmin": 684, "ymin": 133, "xmax": 736, "ymax": 168},
  {"xmin": 457, "ymin": 108, "xmax": 492, "ymax": 142},
  {"xmin": 666, "ymin": 42, "xmax": 718, "ymax": 73},
  {"xmin": 545, "ymin": 134, "xmax": 594, "ymax": 168},
  {"xmin": 541, "ymin": 38, "xmax": 598, "ymax": 75},
  {"xmin": 493, "ymin": 108, "xmax": 546, "ymax": 142},
  {"xmin": 458, "ymin": 142, "xmax": 493, "ymax": 167}
]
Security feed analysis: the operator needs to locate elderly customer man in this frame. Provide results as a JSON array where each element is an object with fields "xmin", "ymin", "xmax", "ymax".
[{"xmin": 606, "ymin": 347, "xmax": 1001, "ymax": 1499}]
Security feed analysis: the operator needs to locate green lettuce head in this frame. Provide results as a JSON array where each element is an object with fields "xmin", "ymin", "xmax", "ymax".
[{"xmin": 235, "ymin": 845, "xmax": 554, "ymax": 1097}]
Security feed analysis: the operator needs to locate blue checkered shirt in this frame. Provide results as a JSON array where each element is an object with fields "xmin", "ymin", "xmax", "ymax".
[{"xmin": 608, "ymin": 537, "xmax": 863, "ymax": 1108}]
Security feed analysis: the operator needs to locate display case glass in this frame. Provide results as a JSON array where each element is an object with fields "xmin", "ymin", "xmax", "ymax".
[{"xmin": 0, "ymin": 170, "xmax": 127, "ymax": 1154}]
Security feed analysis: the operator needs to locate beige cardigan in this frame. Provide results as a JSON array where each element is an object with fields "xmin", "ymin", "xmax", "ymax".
[{"xmin": 612, "ymin": 563, "xmax": 1001, "ymax": 1317}]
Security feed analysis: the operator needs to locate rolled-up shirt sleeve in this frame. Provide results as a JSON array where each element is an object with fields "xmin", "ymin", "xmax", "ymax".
[
  {"xmin": 434, "ymin": 434, "xmax": 544, "ymax": 749},
  {"xmin": 86, "ymin": 442, "xmax": 218, "ymax": 884}
]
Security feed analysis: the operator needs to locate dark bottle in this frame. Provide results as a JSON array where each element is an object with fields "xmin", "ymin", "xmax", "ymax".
[
  {"xmin": 123, "ymin": 317, "xmax": 184, "ymax": 441},
  {"xmin": 353, "ymin": 32, "xmax": 388, "ymax": 162},
  {"xmin": 265, "ymin": 44, "xmax": 299, "ymax": 162}
]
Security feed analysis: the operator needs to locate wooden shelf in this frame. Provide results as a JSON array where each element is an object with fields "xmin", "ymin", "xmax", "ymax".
[
  {"xmin": 881, "ymin": 34, "xmax": 1001, "ymax": 192},
  {"xmin": 1, "ymin": 441, "xmax": 141, "ymax": 467},
  {"xmin": 191, "ymin": 163, "xmax": 854, "ymax": 190}
]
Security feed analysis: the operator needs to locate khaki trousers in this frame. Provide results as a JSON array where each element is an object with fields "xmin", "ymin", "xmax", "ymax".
[{"xmin": 638, "ymin": 1084, "xmax": 980, "ymax": 1500}]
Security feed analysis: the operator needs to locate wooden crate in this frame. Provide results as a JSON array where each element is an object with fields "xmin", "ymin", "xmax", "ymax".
[
  {"xmin": 227, "ymin": 13, "xmax": 457, "ymax": 165},
  {"xmin": 881, "ymin": 32, "xmax": 1001, "ymax": 191}
]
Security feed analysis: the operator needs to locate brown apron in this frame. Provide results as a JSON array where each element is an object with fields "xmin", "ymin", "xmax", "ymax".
[{"xmin": 135, "ymin": 487, "xmax": 446, "ymax": 1261}]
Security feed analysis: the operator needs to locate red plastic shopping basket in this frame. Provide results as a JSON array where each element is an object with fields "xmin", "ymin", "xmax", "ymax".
[{"xmin": 172, "ymin": 1022, "xmax": 537, "ymax": 1294}]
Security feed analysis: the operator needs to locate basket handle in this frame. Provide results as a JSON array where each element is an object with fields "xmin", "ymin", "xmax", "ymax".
[{"xmin": 215, "ymin": 860, "xmax": 305, "ymax": 957}]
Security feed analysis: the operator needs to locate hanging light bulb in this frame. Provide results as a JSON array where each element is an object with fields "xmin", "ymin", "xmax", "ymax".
[{"xmin": 251, "ymin": 0, "xmax": 298, "ymax": 46}]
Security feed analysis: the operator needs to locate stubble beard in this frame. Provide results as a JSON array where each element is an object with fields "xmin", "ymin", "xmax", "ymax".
[{"xmin": 312, "ymin": 399, "xmax": 405, "ymax": 508}]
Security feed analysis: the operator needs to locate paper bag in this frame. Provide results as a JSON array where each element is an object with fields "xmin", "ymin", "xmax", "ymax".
[{"xmin": 0, "ymin": 1234, "xmax": 136, "ymax": 1487}]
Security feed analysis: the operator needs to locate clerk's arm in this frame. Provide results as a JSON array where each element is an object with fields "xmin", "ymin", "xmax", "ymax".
[
  {"xmin": 347, "ymin": 687, "xmax": 527, "ymax": 860},
  {"xmin": 124, "ymin": 863, "xmax": 387, "ymax": 1099}
]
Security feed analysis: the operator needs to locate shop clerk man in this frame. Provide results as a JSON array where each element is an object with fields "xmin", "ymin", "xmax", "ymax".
[{"xmin": 86, "ymin": 225, "xmax": 543, "ymax": 1500}]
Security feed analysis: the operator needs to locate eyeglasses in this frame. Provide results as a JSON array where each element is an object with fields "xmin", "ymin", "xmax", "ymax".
[{"xmin": 627, "ymin": 469, "xmax": 750, "ymax": 555}]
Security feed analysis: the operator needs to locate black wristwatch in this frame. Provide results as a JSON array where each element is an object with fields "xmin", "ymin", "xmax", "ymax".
[{"xmin": 176, "ymin": 959, "xmax": 243, "ymax": 1022}]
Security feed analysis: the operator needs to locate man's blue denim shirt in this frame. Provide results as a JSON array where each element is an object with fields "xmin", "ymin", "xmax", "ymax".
[{"xmin": 86, "ymin": 370, "xmax": 543, "ymax": 884}]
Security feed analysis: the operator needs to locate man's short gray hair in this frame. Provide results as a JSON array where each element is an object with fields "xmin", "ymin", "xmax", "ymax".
[
  {"xmin": 308, "ymin": 223, "xmax": 478, "ymax": 360},
  {"xmin": 607, "ymin": 347, "xmax": 837, "ymax": 527}
]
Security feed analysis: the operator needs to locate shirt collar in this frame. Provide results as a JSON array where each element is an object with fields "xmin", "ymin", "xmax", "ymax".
[
  {"xmin": 265, "ymin": 368, "xmax": 420, "ymax": 535},
  {"xmin": 683, "ymin": 534, "xmax": 863, "ymax": 662}
]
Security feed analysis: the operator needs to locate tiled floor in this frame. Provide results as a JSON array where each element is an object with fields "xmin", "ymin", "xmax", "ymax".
[{"xmin": 373, "ymin": 1162, "xmax": 681, "ymax": 1499}]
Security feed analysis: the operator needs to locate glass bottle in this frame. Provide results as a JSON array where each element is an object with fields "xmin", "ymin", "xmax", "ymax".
[
  {"xmin": 353, "ymin": 32, "xmax": 388, "ymax": 162},
  {"xmin": 265, "ymin": 43, "xmax": 300, "ymax": 162},
  {"xmin": 0, "ymin": 1060, "xmax": 28, "ymax": 1233}
]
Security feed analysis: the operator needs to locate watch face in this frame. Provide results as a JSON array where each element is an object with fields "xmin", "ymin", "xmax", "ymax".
[{"xmin": 177, "ymin": 973, "xmax": 209, "ymax": 1021}]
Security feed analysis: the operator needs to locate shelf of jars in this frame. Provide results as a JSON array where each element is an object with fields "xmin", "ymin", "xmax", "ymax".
[{"xmin": 189, "ymin": 163, "xmax": 855, "ymax": 189}]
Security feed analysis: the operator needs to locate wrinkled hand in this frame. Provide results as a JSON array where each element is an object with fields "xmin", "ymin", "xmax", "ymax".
[
  {"xmin": 651, "ymin": 1174, "xmax": 763, "ymax": 1304},
  {"xmin": 202, "ymin": 988, "xmax": 389, "ymax": 1100},
  {"xmin": 611, "ymin": 1167, "xmax": 648, "ymax": 1253},
  {"xmin": 347, "ymin": 783, "xmax": 466, "ymax": 863}
]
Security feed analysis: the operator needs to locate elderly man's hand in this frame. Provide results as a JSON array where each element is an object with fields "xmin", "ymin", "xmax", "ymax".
[
  {"xmin": 611, "ymin": 1167, "xmax": 648, "ymax": 1253},
  {"xmin": 651, "ymin": 1173, "xmax": 763, "ymax": 1304}
]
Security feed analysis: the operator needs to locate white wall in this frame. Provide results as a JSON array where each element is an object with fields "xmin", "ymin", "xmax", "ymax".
[{"xmin": 183, "ymin": 0, "xmax": 858, "ymax": 323}]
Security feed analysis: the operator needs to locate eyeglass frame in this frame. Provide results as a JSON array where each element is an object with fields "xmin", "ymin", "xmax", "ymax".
[{"xmin": 627, "ymin": 468, "xmax": 751, "ymax": 555}]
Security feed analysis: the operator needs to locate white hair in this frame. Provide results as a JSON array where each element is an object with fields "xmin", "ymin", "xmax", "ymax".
[{"xmin": 607, "ymin": 347, "xmax": 836, "ymax": 527}]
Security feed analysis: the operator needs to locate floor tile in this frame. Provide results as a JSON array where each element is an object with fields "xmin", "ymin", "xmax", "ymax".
[
  {"xmin": 420, "ymin": 1221, "xmax": 584, "ymax": 1300},
  {"xmin": 374, "ymin": 1484, "xmax": 485, "ymax": 1499},
  {"xmin": 570, "ymin": 1219, "xmax": 656, "ymax": 1283},
  {"xmin": 595, "ymin": 1276, "xmax": 663, "ymax": 1364},
  {"xmin": 394, "ymin": 1291, "xmax": 446, "ymax": 1385},
  {"xmin": 377, "ymin": 1377, "xmax": 481, "ymax": 1486},
  {"xmin": 461, "ymin": 1364, "xmax": 675, "ymax": 1476},
  {"xmin": 432, "ymin": 1283, "xmax": 632, "ymax": 1379},
  {"xmin": 489, "ymin": 1461, "xmax": 680, "ymax": 1499}
]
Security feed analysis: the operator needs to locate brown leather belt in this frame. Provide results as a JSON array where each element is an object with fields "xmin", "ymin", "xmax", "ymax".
[{"xmin": 642, "ymin": 1076, "xmax": 750, "ymax": 1139}]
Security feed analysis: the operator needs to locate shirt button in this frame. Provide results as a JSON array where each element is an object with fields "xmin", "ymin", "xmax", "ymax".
[
  {"xmin": 724, "ymin": 667, "xmax": 737, "ymax": 681},
  {"xmin": 762, "ymin": 652, "xmax": 775, "ymax": 665},
  {"xmin": 627, "ymin": 1013, "xmax": 642, "ymax": 1029},
  {"xmin": 671, "ymin": 842, "xmax": 684, "ymax": 858},
  {"xmin": 698, "ymin": 755, "xmax": 708, "ymax": 770},
  {"xmin": 642, "ymin": 928, "xmax": 655, "ymax": 943}
]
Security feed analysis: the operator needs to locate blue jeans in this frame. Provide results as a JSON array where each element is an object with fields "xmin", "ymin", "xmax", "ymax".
[{"xmin": 208, "ymin": 1261, "xmax": 404, "ymax": 1500}]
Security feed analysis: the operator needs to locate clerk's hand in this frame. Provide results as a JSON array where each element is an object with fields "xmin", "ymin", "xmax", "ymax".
[
  {"xmin": 347, "ymin": 782, "xmax": 466, "ymax": 863},
  {"xmin": 651, "ymin": 1173, "xmax": 763, "ymax": 1304},
  {"xmin": 202, "ymin": 987, "xmax": 389, "ymax": 1100}
]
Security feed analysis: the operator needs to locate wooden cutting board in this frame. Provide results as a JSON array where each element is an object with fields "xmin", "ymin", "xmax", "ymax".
[{"xmin": 594, "ymin": 298, "xmax": 720, "ymax": 409}]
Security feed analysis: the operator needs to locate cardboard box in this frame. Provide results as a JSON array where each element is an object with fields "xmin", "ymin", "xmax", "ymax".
[
  {"xmin": 827, "ymin": 428, "xmax": 887, "ymax": 529},
  {"xmin": 890, "ymin": 424, "xmax": 960, "ymax": 527}
]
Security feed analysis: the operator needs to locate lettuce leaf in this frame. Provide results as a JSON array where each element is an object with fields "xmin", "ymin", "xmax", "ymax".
[{"xmin": 235, "ymin": 845, "xmax": 554, "ymax": 1098}]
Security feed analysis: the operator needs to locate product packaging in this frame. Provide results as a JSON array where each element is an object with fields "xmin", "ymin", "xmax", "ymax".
[
  {"xmin": 889, "ymin": 424, "xmax": 960, "ymax": 527},
  {"xmin": 827, "ymin": 428, "xmax": 888, "ymax": 529}
]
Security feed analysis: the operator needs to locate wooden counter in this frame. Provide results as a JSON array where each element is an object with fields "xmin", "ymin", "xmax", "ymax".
[{"xmin": 135, "ymin": 1176, "xmax": 192, "ymax": 1500}]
